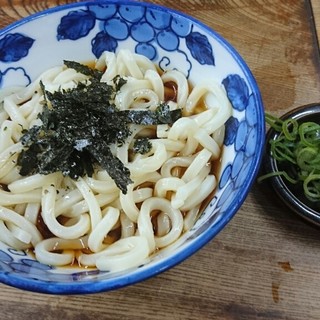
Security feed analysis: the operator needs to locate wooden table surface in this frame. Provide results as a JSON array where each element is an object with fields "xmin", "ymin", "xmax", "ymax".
[{"xmin": 1, "ymin": 0, "xmax": 320, "ymax": 319}]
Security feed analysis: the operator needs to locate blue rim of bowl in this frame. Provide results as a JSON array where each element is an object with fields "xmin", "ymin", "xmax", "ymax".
[
  {"xmin": 263, "ymin": 103, "xmax": 320, "ymax": 226},
  {"xmin": 0, "ymin": 0, "xmax": 265, "ymax": 294}
]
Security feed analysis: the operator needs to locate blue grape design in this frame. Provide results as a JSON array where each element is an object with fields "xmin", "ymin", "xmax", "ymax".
[
  {"xmin": 55, "ymin": 3, "xmax": 217, "ymax": 70},
  {"xmin": 135, "ymin": 43, "xmax": 156, "ymax": 60},
  {"xmin": 119, "ymin": 5, "xmax": 145, "ymax": 23},
  {"xmin": 130, "ymin": 21, "xmax": 155, "ymax": 43},
  {"xmin": 104, "ymin": 17, "xmax": 129, "ymax": 40},
  {"xmin": 157, "ymin": 29, "xmax": 179, "ymax": 51},
  {"xmin": 145, "ymin": 8, "xmax": 171, "ymax": 29},
  {"xmin": 87, "ymin": 4, "xmax": 117, "ymax": 20},
  {"xmin": 171, "ymin": 16, "xmax": 192, "ymax": 37}
]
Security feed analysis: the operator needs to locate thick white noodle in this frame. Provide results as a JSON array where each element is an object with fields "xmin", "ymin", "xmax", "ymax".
[
  {"xmin": 180, "ymin": 175, "xmax": 217, "ymax": 211},
  {"xmin": 181, "ymin": 148, "xmax": 212, "ymax": 182},
  {"xmin": 73, "ymin": 177, "xmax": 102, "ymax": 229},
  {"xmin": 97, "ymin": 51, "xmax": 118, "ymax": 81},
  {"xmin": 0, "ymin": 142, "xmax": 24, "ymax": 169},
  {"xmin": 0, "ymin": 166, "xmax": 21, "ymax": 185},
  {"xmin": 156, "ymin": 212, "xmax": 171, "ymax": 237},
  {"xmin": 24, "ymin": 202, "xmax": 41, "ymax": 225},
  {"xmin": 0, "ymin": 220, "xmax": 31, "ymax": 250},
  {"xmin": 154, "ymin": 177, "xmax": 185, "ymax": 198},
  {"xmin": 0, "ymin": 120, "xmax": 22, "ymax": 152},
  {"xmin": 161, "ymin": 70, "xmax": 189, "ymax": 108},
  {"xmin": 120, "ymin": 212, "xmax": 135, "ymax": 238},
  {"xmin": 128, "ymin": 142, "xmax": 167, "ymax": 176},
  {"xmin": 186, "ymin": 82, "xmax": 232, "ymax": 134},
  {"xmin": 0, "ymin": 206, "xmax": 42, "ymax": 247},
  {"xmin": 66, "ymin": 192, "xmax": 119, "ymax": 218},
  {"xmin": 0, "ymin": 189, "xmax": 42, "ymax": 206},
  {"xmin": 78, "ymin": 236, "xmax": 149, "ymax": 272},
  {"xmin": 35, "ymin": 237, "xmax": 87, "ymax": 266},
  {"xmin": 41, "ymin": 185, "xmax": 90, "ymax": 239},
  {"xmin": 183, "ymin": 205, "xmax": 201, "ymax": 232},
  {"xmin": 0, "ymin": 152, "xmax": 18, "ymax": 180},
  {"xmin": 95, "ymin": 236, "xmax": 149, "ymax": 272},
  {"xmin": 120, "ymin": 172, "xmax": 160, "ymax": 222},
  {"xmin": 3, "ymin": 96, "xmax": 28, "ymax": 129},
  {"xmin": 160, "ymin": 156, "xmax": 194, "ymax": 178},
  {"xmin": 8, "ymin": 172, "xmax": 62, "ymax": 193},
  {"xmin": 0, "ymin": 49, "xmax": 232, "ymax": 272},
  {"xmin": 138, "ymin": 197, "xmax": 183, "ymax": 253},
  {"xmin": 54, "ymin": 189, "xmax": 84, "ymax": 216},
  {"xmin": 88, "ymin": 206, "xmax": 120, "ymax": 253},
  {"xmin": 144, "ymin": 69, "xmax": 164, "ymax": 101}
]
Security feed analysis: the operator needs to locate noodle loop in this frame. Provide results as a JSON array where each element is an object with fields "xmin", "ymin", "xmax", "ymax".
[{"xmin": 0, "ymin": 49, "xmax": 232, "ymax": 272}]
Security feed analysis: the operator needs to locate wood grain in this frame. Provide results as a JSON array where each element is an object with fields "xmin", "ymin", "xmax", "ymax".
[
  {"xmin": 0, "ymin": 1, "xmax": 320, "ymax": 319},
  {"xmin": 310, "ymin": 0, "xmax": 320, "ymax": 51}
]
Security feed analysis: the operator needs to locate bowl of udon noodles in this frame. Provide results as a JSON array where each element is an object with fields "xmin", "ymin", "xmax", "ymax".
[{"xmin": 0, "ymin": 1, "xmax": 264, "ymax": 294}]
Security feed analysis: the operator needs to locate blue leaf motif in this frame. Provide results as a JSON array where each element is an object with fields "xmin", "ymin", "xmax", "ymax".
[
  {"xmin": 0, "ymin": 33, "xmax": 34, "ymax": 62},
  {"xmin": 0, "ymin": 250, "xmax": 13, "ymax": 263},
  {"xmin": 22, "ymin": 259, "xmax": 53, "ymax": 270},
  {"xmin": 91, "ymin": 31, "xmax": 118, "ymax": 58},
  {"xmin": 245, "ymin": 94, "xmax": 258, "ymax": 127},
  {"xmin": 222, "ymin": 74, "xmax": 249, "ymax": 111},
  {"xmin": 57, "ymin": 10, "xmax": 96, "ymax": 41},
  {"xmin": 185, "ymin": 32, "xmax": 214, "ymax": 65},
  {"xmin": 1, "ymin": 67, "xmax": 31, "ymax": 88},
  {"xmin": 224, "ymin": 116, "xmax": 239, "ymax": 146}
]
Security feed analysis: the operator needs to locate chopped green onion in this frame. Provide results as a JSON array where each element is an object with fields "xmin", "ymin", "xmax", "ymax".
[
  {"xmin": 258, "ymin": 170, "xmax": 297, "ymax": 184},
  {"xmin": 282, "ymin": 118, "xmax": 298, "ymax": 141},
  {"xmin": 265, "ymin": 113, "xmax": 283, "ymax": 132},
  {"xmin": 258, "ymin": 113, "xmax": 320, "ymax": 202},
  {"xmin": 303, "ymin": 173, "xmax": 320, "ymax": 200}
]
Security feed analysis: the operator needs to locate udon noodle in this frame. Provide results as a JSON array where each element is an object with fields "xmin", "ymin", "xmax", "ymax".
[{"xmin": 0, "ymin": 49, "xmax": 232, "ymax": 272}]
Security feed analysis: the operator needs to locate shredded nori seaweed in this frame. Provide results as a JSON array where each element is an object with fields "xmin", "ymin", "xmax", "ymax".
[
  {"xmin": 133, "ymin": 138, "xmax": 152, "ymax": 155},
  {"xmin": 18, "ymin": 61, "xmax": 182, "ymax": 194},
  {"xmin": 63, "ymin": 60, "xmax": 103, "ymax": 80}
]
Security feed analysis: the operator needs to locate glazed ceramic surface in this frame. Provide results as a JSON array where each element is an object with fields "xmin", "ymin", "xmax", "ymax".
[{"xmin": 0, "ymin": 1, "xmax": 264, "ymax": 294}]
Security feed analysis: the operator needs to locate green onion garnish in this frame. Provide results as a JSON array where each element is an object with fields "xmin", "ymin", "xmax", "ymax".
[{"xmin": 258, "ymin": 113, "xmax": 320, "ymax": 202}]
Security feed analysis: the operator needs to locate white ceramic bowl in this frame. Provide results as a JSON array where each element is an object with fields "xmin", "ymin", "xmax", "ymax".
[{"xmin": 0, "ymin": 1, "xmax": 264, "ymax": 294}]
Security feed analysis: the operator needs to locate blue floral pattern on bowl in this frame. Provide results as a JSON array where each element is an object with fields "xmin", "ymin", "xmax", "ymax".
[{"xmin": 0, "ymin": 1, "xmax": 264, "ymax": 294}]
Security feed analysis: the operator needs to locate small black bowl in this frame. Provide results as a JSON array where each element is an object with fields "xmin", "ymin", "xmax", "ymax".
[{"xmin": 263, "ymin": 103, "xmax": 320, "ymax": 226}]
